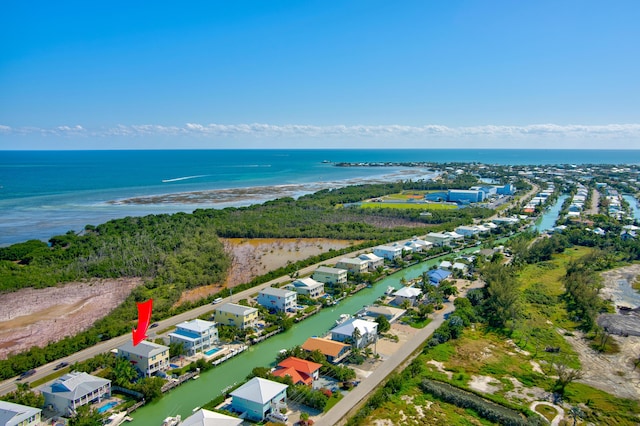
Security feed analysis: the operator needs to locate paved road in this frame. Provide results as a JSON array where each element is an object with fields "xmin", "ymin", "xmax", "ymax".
[
  {"xmin": 0, "ymin": 246, "xmax": 377, "ymax": 396},
  {"xmin": 315, "ymin": 280, "xmax": 484, "ymax": 426}
]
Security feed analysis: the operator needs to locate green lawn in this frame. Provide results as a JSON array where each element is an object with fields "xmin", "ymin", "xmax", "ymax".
[{"xmin": 360, "ymin": 202, "xmax": 456, "ymax": 210}]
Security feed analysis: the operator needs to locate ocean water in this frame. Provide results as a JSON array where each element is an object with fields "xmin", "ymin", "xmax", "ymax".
[{"xmin": 1, "ymin": 149, "xmax": 638, "ymax": 246}]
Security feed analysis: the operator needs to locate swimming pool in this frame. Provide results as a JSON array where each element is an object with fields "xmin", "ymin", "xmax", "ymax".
[
  {"xmin": 97, "ymin": 401, "xmax": 118, "ymax": 414},
  {"xmin": 204, "ymin": 347, "xmax": 221, "ymax": 356}
]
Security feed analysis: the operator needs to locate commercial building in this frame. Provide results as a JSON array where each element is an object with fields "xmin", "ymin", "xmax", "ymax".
[{"xmin": 447, "ymin": 189, "xmax": 484, "ymax": 203}]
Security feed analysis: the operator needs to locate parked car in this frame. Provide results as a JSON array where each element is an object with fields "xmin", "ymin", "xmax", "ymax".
[{"xmin": 54, "ymin": 362, "xmax": 69, "ymax": 370}]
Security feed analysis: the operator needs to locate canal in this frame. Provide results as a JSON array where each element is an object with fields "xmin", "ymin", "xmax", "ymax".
[
  {"xmin": 534, "ymin": 194, "xmax": 568, "ymax": 232},
  {"xmin": 623, "ymin": 195, "xmax": 640, "ymax": 221},
  {"xmin": 128, "ymin": 252, "xmax": 467, "ymax": 425}
]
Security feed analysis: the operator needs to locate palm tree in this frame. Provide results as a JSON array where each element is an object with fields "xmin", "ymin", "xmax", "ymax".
[{"xmin": 351, "ymin": 327, "xmax": 362, "ymax": 348}]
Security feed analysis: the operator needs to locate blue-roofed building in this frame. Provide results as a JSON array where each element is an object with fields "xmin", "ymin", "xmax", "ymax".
[
  {"xmin": 427, "ymin": 269, "xmax": 451, "ymax": 285},
  {"xmin": 496, "ymin": 184, "xmax": 516, "ymax": 195},
  {"xmin": 447, "ymin": 190, "xmax": 484, "ymax": 203},
  {"xmin": 169, "ymin": 319, "xmax": 219, "ymax": 356}
]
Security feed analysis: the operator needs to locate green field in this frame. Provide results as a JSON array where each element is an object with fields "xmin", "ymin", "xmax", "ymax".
[{"xmin": 361, "ymin": 202, "xmax": 457, "ymax": 210}]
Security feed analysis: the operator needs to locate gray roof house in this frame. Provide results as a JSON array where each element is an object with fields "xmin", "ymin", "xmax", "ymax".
[
  {"xmin": 181, "ymin": 408, "xmax": 243, "ymax": 426},
  {"xmin": 230, "ymin": 377, "xmax": 288, "ymax": 422},
  {"xmin": 0, "ymin": 400, "xmax": 42, "ymax": 426},
  {"xmin": 39, "ymin": 371, "xmax": 111, "ymax": 416},
  {"xmin": 117, "ymin": 340, "xmax": 170, "ymax": 377}
]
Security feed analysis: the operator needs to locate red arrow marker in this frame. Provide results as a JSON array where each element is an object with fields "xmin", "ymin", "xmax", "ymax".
[{"xmin": 132, "ymin": 299, "xmax": 153, "ymax": 346}]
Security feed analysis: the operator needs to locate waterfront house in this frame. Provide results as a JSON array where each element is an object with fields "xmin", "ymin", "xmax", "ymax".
[
  {"xmin": 181, "ymin": 408, "xmax": 242, "ymax": 426},
  {"xmin": 117, "ymin": 340, "xmax": 170, "ymax": 377},
  {"xmin": 301, "ymin": 337, "xmax": 351, "ymax": 364},
  {"xmin": 425, "ymin": 232, "xmax": 453, "ymax": 246},
  {"xmin": 312, "ymin": 266, "xmax": 347, "ymax": 285},
  {"xmin": 393, "ymin": 286, "xmax": 422, "ymax": 306},
  {"xmin": 214, "ymin": 303, "xmax": 259, "ymax": 330},
  {"xmin": 272, "ymin": 357, "xmax": 322, "ymax": 386},
  {"xmin": 168, "ymin": 319, "xmax": 218, "ymax": 357},
  {"xmin": 491, "ymin": 217, "xmax": 519, "ymax": 226},
  {"xmin": 439, "ymin": 260, "xmax": 453, "ymax": 270},
  {"xmin": 330, "ymin": 318, "xmax": 378, "ymax": 349},
  {"xmin": 230, "ymin": 377, "xmax": 288, "ymax": 422},
  {"xmin": 39, "ymin": 372, "xmax": 111, "ymax": 416},
  {"xmin": 358, "ymin": 253, "xmax": 384, "ymax": 271},
  {"xmin": 335, "ymin": 257, "xmax": 369, "ymax": 275},
  {"xmin": 454, "ymin": 225, "xmax": 480, "ymax": 237},
  {"xmin": 0, "ymin": 400, "xmax": 41, "ymax": 426},
  {"xmin": 373, "ymin": 244, "xmax": 403, "ymax": 260},
  {"xmin": 257, "ymin": 287, "xmax": 297, "ymax": 313},
  {"xmin": 427, "ymin": 269, "xmax": 451, "ymax": 285},
  {"xmin": 290, "ymin": 277, "xmax": 325, "ymax": 298}
]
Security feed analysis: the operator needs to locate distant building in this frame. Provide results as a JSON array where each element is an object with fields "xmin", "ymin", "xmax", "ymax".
[
  {"xmin": 39, "ymin": 372, "xmax": 111, "ymax": 416},
  {"xmin": 335, "ymin": 257, "xmax": 369, "ymax": 274},
  {"xmin": 454, "ymin": 225, "xmax": 480, "ymax": 237},
  {"xmin": 257, "ymin": 287, "xmax": 297, "ymax": 313},
  {"xmin": 117, "ymin": 340, "xmax": 170, "ymax": 377},
  {"xmin": 425, "ymin": 232, "xmax": 453, "ymax": 246},
  {"xmin": 181, "ymin": 408, "xmax": 242, "ymax": 426},
  {"xmin": 301, "ymin": 337, "xmax": 351, "ymax": 364},
  {"xmin": 230, "ymin": 377, "xmax": 288, "ymax": 422},
  {"xmin": 496, "ymin": 184, "xmax": 516, "ymax": 195},
  {"xmin": 358, "ymin": 253, "xmax": 384, "ymax": 271},
  {"xmin": 0, "ymin": 400, "xmax": 41, "ymax": 426},
  {"xmin": 214, "ymin": 303, "xmax": 259, "ymax": 330},
  {"xmin": 312, "ymin": 266, "xmax": 347, "ymax": 285},
  {"xmin": 373, "ymin": 245, "xmax": 403, "ymax": 260},
  {"xmin": 330, "ymin": 318, "xmax": 378, "ymax": 349},
  {"xmin": 290, "ymin": 277, "xmax": 325, "ymax": 298},
  {"xmin": 168, "ymin": 319, "xmax": 218, "ymax": 356},
  {"xmin": 448, "ymin": 189, "xmax": 484, "ymax": 203}
]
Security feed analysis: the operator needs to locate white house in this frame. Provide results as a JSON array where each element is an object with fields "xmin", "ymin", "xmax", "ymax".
[
  {"xmin": 168, "ymin": 319, "xmax": 218, "ymax": 356},
  {"xmin": 439, "ymin": 260, "xmax": 453, "ymax": 270},
  {"xmin": 452, "ymin": 262, "xmax": 469, "ymax": 273},
  {"xmin": 393, "ymin": 286, "xmax": 422, "ymax": 306},
  {"xmin": 373, "ymin": 245, "xmax": 403, "ymax": 260},
  {"xmin": 335, "ymin": 257, "xmax": 369, "ymax": 274},
  {"xmin": 0, "ymin": 401, "xmax": 42, "ymax": 426},
  {"xmin": 425, "ymin": 232, "xmax": 453, "ymax": 246},
  {"xmin": 39, "ymin": 372, "xmax": 111, "ymax": 416},
  {"xmin": 313, "ymin": 266, "xmax": 347, "ymax": 285},
  {"xmin": 117, "ymin": 340, "xmax": 170, "ymax": 377},
  {"xmin": 330, "ymin": 318, "xmax": 378, "ymax": 349},
  {"xmin": 358, "ymin": 253, "xmax": 384, "ymax": 271},
  {"xmin": 454, "ymin": 225, "xmax": 480, "ymax": 237},
  {"xmin": 230, "ymin": 377, "xmax": 288, "ymax": 422},
  {"xmin": 181, "ymin": 408, "xmax": 243, "ymax": 426},
  {"xmin": 290, "ymin": 277, "xmax": 325, "ymax": 298},
  {"xmin": 444, "ymin": 231, "xmax": 465, "ymax": 240},
  {"xmin": 257, "ymin": 287, "xmax": 297, "ymax": 313},
  {"xmin": 403, "ymin": 241, "xmax": 424, "ymax": 252}
]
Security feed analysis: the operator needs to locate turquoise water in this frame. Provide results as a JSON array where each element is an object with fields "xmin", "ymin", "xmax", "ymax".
[
  {"xmin": 204, "ymin": 347, "xmax": 221, "ymax": 356},
  {"xmin": 98, "ymin": 401, "xmax": 118, "ymax": 414},
  {"xmin": 623, "ymin": 195, "xmax": 640, "ymax": 221},
  {"xmin": 534, "ymin": 195, "xmax": 568, "ymax": 232},
  {"xmin": 1, "ymin": 149, "xmax": 639, "ymax": 246}
]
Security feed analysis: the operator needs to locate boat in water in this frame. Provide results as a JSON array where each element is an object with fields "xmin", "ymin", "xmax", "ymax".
[
  {"xmin": 335, "ymin": 313, "xmax": 352, "ymax": 326},
  {"xmin": 161, "ymin": 415, "xmax": 181, "ymax": 426},
  {"xmin": 385, "ymin": 286, "xmax": 395, "ymax": 295}
]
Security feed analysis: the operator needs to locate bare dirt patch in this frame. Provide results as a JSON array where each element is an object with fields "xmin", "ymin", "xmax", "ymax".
[
  {"xmin": 175, "ymin": 238, "xmax": 361, "ymax": 305},
  {"xmin": 0, "ymin": 278, "xmax": 142, "ymax": 359}
]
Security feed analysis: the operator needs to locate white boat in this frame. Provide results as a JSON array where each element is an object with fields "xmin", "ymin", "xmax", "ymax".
[
  {"xmin": 161, "ymin": 415, "xmax": 181, "ymax": 426},
  {"xmin": 192, "ymin": 375, "xmax": 200, "ymax": 380},
  {"xmin": 385, "ymin": 286, "xmax": 395, "ymax": 295},
  {"xmin": 335, "ymin": 314, "xmax": 352, "ymax": 326}
]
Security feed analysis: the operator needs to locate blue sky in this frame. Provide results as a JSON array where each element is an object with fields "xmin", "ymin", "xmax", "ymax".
[{"xmin": 1, "ymin": 0, "xmax": 639, "ymax": 149}]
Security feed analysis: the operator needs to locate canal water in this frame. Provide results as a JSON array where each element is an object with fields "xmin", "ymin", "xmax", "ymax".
[
  {"xmin": 534, "ymin": 195, "xmax": 568, "ymax": 232},
  {"xmin": 622, "ymin": 195, "xmax": 640, "ymax": 221},
  {"xmin": 129, "ymin": 253, "xmax": 464, "ymax": 425}
]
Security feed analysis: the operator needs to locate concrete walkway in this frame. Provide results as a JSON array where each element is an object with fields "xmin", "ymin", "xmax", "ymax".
[{"xmin": 316, "ymin": 280, "xmax": 484, "ymax": 426}]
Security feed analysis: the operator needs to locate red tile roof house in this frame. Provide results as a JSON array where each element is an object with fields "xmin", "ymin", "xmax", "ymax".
[{"xmin": 272, "ymin": 357, "xmax": 322, "ymax": 386}]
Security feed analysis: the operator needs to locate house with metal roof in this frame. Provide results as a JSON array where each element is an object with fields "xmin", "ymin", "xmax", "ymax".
[
  {"xmin": 373, "ymin": 245, "xmax": 403, "ymax": 260},
  {"xmin": 393, "ymin": 286, "xmax": 422, "ymax": 306},
  {"xmin": 427, "ymin": 269, "xmax": 451, "ymax": 285},
  {"xmin": 335, "ymin": 257, "xmax": 369, "ymax": 274},
  {"xmin": 330, "ymin": 318, "xmax": 378, "ymax": 349},
  {"xmin": 181, "ymin": 408, "xmax": 242, "ymax": 426},
  {"xmin": 301, "ymin": 337, "xmax": 351, "ymax": 364},
  {"xmin": 117, "ymin": 340, "xmax": 170, "ymax": 377},
  {"xmin": 312, "ymin": 266, "xmax": 347, "ymax": 285},
  {"xmin": 257, "ymin": 287, "xmax": 297, "ymax": 313},
  {"xmin": 425, "ymin": 232, "xmax": 453, "ymax": 246},
  {"xmin": 289, "ymin": 277, "xmax": 325, "ymax": 298},
  {"xmin": 0, "ymin": 400, "xmax": 41, "ymax": 426},
  {"xmin": 230, "ymin": 377, "xmax": 288, "ymax": 422},
  {"xmin": 168, "ymin": 319, "xmax": 218, "ymax": 356},
  {"xmin": 39, "ymin": 371, "xmax": 110, "ymax": 416},
  {"xmin": 358, "ymin": 253, "xmax": 384, "ymax": 271},
  {"xmin": 214, "ymin": 303, "xmax": 259, "ymax": 330}
]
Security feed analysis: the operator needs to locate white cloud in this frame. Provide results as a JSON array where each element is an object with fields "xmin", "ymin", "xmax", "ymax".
[{"xmin": 1, "ymin": 123, "xmax": 639, "ymax": 148}]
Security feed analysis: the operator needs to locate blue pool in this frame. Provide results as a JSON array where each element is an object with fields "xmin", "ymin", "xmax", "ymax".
[
  {"xmin": 204, "ymin": 347, "xmax": 221, "ymax": 356},
  {"xmin": 97, "ymin": 401, "xmax": 118, "ymax": 414}
]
